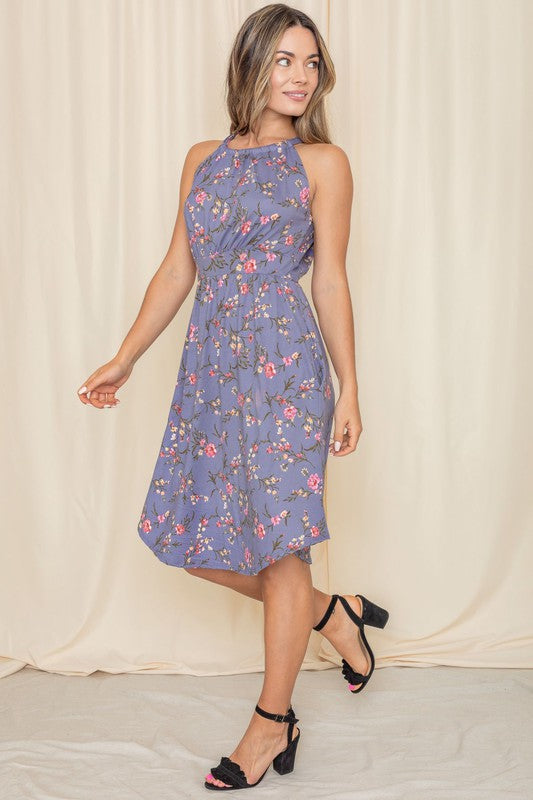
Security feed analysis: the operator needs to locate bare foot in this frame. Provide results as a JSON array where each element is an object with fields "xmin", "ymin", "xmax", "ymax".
[
  {"xmin": 205, "ymin": 709, "xmax": 300, "ymax": 788},
  {"xmin": 317, "ymin": 594, "xmax": 371, "ymax": 691}
]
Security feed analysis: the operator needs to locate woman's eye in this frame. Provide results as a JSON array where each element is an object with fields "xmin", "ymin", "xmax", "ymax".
[{"xmin": 277, "ymin": 58, "xmax": 319, "ymax": 68}]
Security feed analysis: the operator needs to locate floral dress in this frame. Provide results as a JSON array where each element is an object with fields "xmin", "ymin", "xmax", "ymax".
[{"xmin": 137, "ymin": 133, "xmax": 335, "ymax": 575}]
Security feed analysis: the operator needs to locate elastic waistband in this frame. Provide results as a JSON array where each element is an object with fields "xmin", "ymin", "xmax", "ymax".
[{"xmin": 196, "ymin": 271, "xmax": 300, "ymax": 285}]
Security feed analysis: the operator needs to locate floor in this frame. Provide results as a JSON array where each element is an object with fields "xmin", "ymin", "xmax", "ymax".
[{"xmin": 1, "ymin": 664, "xmax": 532, "ymax": 799}]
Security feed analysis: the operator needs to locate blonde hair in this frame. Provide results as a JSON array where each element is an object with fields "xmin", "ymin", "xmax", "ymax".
[{"xmin": 224, "ymin": 3, "xmax": 336, "ymax": 144}]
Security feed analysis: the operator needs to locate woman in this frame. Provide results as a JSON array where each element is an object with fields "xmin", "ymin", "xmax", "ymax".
[{"xmin": 77, "ymin": 3, "xmax": 389, "ymax": 791}]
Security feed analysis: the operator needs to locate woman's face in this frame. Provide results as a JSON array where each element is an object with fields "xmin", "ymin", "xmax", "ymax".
[{"xmin": 268, "ymin": 26, "xmax": 320, "ymax": 117}]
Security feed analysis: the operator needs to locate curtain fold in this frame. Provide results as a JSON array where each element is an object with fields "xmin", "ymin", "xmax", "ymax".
[{"xmin": 0, "ymin": 0, "xmax": 531, "ymax": 677}]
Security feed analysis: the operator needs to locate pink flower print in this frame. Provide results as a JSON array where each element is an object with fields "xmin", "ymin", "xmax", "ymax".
[
  {"xmin": 307, "ymin": 473, "xmax": 322, "ymax": 493},
  {"xmin": 300, "ymin": 186, "xmax": 310, "ymax": 205},
  {"xmin": 140, "ymin": 136, "xmax": 334, "ymax": 573},
  {"xmin": 283, "ymin": 405, "xmax": 297, "ymax": 421},
  {"xmin": 288, "ymin": 535, "xmax": 305, "ymax": 551}
]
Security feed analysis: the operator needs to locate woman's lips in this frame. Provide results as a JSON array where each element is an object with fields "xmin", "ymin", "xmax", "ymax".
[{"xmin": 284, "ymin": 92, "xmax": 307, "ymax": 102}]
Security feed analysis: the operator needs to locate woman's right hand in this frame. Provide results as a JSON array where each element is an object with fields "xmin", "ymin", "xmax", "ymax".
[{"xmin": 77, "ymin": 357, "xmax": 133, "ymax": 409}]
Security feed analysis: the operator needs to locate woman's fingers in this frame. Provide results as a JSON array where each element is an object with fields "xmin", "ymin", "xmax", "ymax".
[
  {"xmin": 80, "ymin": 386, "xmax": 120, "ymax": 408},
  {"xmin": 329, "ymin": 415, "xmax": 362, "ymax": 456},
  {"xmin": 77, "ymin": 363, "xmax": 127, "ymax": 408}
]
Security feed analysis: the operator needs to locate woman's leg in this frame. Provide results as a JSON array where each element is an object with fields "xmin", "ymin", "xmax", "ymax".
[
  {"xmin": 185, "ymin": 564, "xmax": 332, "ymax": 628},
  {"xmin": 187, "ymin": 563, "xmax": 372, "ymax": 701},
  {"xmin": 204, "ymin": 553, "xmax": 313, "ymax": 788}
]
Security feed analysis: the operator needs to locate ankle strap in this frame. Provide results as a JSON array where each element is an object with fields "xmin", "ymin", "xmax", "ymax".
[
  {"xmin": 313, "ymin": 594, "xmax": 339, "ymax": 631},
  {"xmin": 255, "ymin": 703, "xmax": 299, "ymax": 724}
]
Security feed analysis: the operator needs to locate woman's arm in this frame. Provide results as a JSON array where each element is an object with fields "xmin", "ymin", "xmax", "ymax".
[
  {"xmin": 114, "ymin": 142, "xmax": 208, "ymax": 369},
  {"xmin": 77, "ymin": 142, "xmax": 214, "ymax": 409},
  {"xmin": 309, "ymin": 144, "xmax": 362, "ymax": 455}
]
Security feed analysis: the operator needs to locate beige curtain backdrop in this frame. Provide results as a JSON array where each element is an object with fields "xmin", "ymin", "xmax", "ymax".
[{"xmin": 0, "ymin": 0, "xmax": 531, "ymax": 679}]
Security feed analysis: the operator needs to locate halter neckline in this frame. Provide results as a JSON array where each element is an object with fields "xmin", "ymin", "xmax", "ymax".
[{"xmin": 224, "ymin": 133, "xmax": 301, "ymax": 153}]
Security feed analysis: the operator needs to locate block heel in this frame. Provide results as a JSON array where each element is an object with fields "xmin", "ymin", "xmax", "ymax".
[
  {"xmin": 359, "ymin": 594, "xmax": 389, "ymax": 629},
  {"xmin": 272, "ymin": 725, "xmax": 300, "ymax": 774}
]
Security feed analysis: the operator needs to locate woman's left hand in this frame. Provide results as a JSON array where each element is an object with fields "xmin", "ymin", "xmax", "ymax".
[{"xmin": 329, "ymin": 391, "xmax": 362, "ymax": 457}]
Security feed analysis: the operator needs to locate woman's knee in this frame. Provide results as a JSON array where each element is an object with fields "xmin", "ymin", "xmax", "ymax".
[
  {"xmin": 259, "ymin": 553, "xmax": 304, "ymax": 583},
  {"xmin": 184, "ymin": 566, "xmax": 204, "ymax": 577}
]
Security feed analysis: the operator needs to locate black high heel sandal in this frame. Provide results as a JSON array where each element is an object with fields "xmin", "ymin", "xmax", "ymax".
[
  {"xmin": 313, "ymin": 593, "xmax": 389, "ymax": 694},
  {"xmin": 204, "ymin": 704, "xmax": 301, "ymax": 790}
]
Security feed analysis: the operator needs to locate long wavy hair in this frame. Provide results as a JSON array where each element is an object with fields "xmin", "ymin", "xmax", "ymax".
[{"xmin": 224, "ymin": 3, "xmax": 336, "ymax": 145}]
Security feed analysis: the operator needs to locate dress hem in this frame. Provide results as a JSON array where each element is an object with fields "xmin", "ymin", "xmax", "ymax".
[{"xmin": 138, "ymin": 529, "xmax": 331, "ymax": 576}]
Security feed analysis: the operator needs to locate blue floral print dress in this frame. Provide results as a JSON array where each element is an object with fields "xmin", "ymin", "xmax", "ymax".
[{"xmin": 137, "ymin": 132, "xmax": 335, "ymax": 575}]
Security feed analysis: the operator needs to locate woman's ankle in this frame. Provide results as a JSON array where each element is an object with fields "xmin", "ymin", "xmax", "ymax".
[{"xmin": 312, "ymin": 589, "xmax": 334, "ymax": 629}]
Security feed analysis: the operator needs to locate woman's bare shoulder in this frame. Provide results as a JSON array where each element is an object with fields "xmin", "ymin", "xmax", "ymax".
[
  {"xmin": 296, "ymin": 142, "xmax": 352, "ymax": 203},
  {"xmin": 185, "ymin": 139, "xmax": 225, "ymax": 173}
]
